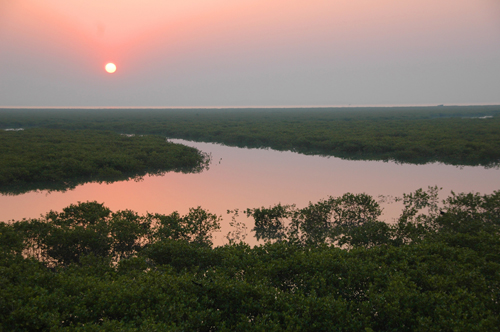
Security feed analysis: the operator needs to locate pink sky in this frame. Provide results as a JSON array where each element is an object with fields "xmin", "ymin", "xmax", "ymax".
[{"xmin": 1, "ymin": 0, "xmax": 499, "ymax": 106}]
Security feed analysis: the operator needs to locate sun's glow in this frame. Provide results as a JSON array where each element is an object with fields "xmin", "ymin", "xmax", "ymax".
[{"xmin": 105, "ymin": 63, "xmax": 116, "ymax": 73}]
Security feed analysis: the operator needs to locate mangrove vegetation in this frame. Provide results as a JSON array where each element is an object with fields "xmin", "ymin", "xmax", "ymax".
[
  {"xmin": 0, "ymin": 128, "xmax": 208, "ymax": 194},
  {"xmin": 1, "ymin": 188, "xmax": 499, "ymax": 330},
  {"xmin": 1, "ymin": 105, "xmax": 500, "ymax": 166}
]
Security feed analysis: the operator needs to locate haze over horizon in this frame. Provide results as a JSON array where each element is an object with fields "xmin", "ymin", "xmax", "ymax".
[{"xmin": 1, "ymin": 0, "xmax": 499, "ymax": 107}]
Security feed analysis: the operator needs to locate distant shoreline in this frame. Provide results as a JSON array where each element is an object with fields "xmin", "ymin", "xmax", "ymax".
[
  {"xmin": 1, "ymin": 106, "xmax": 499, "ymax": 167},
  {"xmin": 1, "ymin": 103, "xmax": 500, "ymax": 110}
]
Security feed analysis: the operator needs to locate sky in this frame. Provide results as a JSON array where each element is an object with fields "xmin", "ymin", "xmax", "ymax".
[{"xmin": 1, "ymin": 0, "xmax": 499, "ymax": 107}]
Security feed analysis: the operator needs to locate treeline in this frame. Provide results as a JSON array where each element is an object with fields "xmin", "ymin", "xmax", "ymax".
[
  {"xmin": 1, "ymin": 106, "xmax": 500, "ymax": 166},
  {"xmin": 0, "ymin": 128, "xmax": 208, "ymax": 194},
  {"xmin": 1, "ymin": 188, "xmax": 499, "ymax": 330}
]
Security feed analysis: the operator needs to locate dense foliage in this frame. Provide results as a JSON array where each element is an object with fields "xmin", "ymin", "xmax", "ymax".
[
  {"xmin": 1, "ymin": 188, "xmax": 499, "ymax": 331},
  {"xmin": 1, "ymin": 106, "xmax": 500, "ymax": 166},
  {"xmin": 0, "ymin": 128, "xmax": 208, "ymax": 194}
]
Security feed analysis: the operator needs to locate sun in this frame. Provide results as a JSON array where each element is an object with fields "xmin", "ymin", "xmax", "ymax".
[{"xmin": 105, "ymin": 63, "xmax": 117, "ymax": 74}]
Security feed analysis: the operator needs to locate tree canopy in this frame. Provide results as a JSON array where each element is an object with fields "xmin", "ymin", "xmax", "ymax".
[
  {"xmin": 0, "ymin": 128, "xmax": 209, "ymax": 194},
  {"xmin": 1, "ymin": 106, "xmax": 499, "ymax": 166},
  {"xmin": 1, "ymin": 188, "xmax": 499, "ymax": 330}
]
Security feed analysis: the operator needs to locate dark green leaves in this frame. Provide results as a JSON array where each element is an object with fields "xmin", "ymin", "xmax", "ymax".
[
  {"xmin": 0, "ymin": 128, "xmax": 208, "ymax": 194},
  {"xmin": 7, "ymin": 201, "xmax": 221, "ymax": 266},
  {"xmin": 248, "ymin": 193, "xmax": 383, "ymax": 247},
  {"xmin": 1, "ymin": 189, "xmax": 499, "ymax": 330},
  {"xmin": 2, "ymin": 106, "xmax": 499, "ymax": 166}
]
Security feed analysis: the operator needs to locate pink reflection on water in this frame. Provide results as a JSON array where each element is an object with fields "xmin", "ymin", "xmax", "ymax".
[{"xmin": 1, "ymin": 140, "xmax": 499, "ymax": 246}]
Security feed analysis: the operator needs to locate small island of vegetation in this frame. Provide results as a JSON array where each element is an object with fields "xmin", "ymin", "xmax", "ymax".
[{"xmin": 0, "ymin": 128, "xmax": 208, "ymax": 194}]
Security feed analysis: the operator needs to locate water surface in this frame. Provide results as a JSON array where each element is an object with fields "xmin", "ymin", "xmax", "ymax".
[{"xmin": 1, "ymin": 139, "xmax": 498, "ymax": 245}]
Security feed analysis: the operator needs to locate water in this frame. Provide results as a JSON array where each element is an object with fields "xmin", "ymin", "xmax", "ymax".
[{"xmin": 1, "ymin": 139, "xmax": 498, "ymax": 246}]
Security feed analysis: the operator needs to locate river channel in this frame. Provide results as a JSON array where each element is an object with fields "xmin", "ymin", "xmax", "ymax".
[{"xmin": 1, "ymin": 139, "xmax": 499, "ymax": 246}]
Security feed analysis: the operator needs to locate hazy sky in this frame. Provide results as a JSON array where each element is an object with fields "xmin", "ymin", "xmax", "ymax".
[{"xmin": 1, "ymin": 0, "xmax": 499, "ymax": 107}]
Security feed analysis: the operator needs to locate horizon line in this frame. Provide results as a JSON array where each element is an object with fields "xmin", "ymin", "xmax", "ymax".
[{"xmin": 1, "ymin": 102, "xmax": 500, "ymax": 110}]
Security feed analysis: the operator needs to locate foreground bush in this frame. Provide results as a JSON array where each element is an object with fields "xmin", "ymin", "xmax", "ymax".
[{"xmin": 1, "ymin": 189, "xmax": 499, "ymax": 331}]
